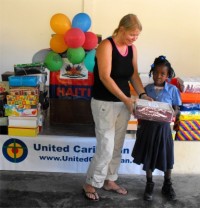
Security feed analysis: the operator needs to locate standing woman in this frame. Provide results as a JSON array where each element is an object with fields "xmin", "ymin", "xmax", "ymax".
[{"xmin": 83, "ymin": 14, "xmax": 151, "ymax": 201}]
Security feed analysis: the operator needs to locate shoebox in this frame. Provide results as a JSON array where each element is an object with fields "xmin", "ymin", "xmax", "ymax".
[
  {"xmin": 6, "ymin": 94, "xmax": 39, "ymax": 105},
  {"xmin": 8, "ymin": 116, "xmax": 39, "ymax": 128},
  {"xmin": 9, "ymin": 86, "xmax": 39, "ymax": 96},
  {"xmin": 4, "ymin": 104, "xmax": 39, "ymax": 117},
  {"xmin": 134, "ymin": 99, "xmax": 174, "ymax": 122},
  {"xmin": 50, "ymin": 98, "xmax": 94, "ymax": 124},
  {"xmin": 181, "ymin": 93, "xmax": 200, "ymax": 104},
  {"xmin": 1, "ymin": 71, "xmax": 15, "ymax": 81},
  {"xmin": 179, "ymin": 111, "xmax": 200, "ymax": 121},
  {"xmin": 176, "ymin": 130, "xmax": 200, "ymax": 141},
  {"xmin": 8, "ymin": 126, "xmax": 39, "ymax": 137},
  {"xmin": 177, "ymin": 76, "xmax": 200, "ymax": 93},
  {"xmin": 127, "ymin": 114, "xmax": 138, "ymax": 130},
  {"xmin": 178, "ymin": 120, "xmax": 200, "ymax": 131},
  {"xmin": 8, "ymin": 76, "xmax": 39, "ymax": 87}
]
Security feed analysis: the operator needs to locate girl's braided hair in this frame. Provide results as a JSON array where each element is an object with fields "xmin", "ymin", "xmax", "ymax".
[{"xmin": 149, "ymin": 55, "xmax": 175, "ymax": 79}]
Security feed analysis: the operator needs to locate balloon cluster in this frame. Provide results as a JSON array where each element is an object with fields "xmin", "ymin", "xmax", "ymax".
[{"xmin": 44, "ymin": 13, "xmax": 98, "ymax": 72}]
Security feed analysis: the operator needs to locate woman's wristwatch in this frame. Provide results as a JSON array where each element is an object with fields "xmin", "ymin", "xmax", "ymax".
[{"xmin": 139, "ymin": 92, "xmax": 147, "ymax": 99}]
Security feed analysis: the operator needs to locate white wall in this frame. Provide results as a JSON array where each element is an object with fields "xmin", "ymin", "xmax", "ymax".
[{"xmin": 0, "ymin": 0, "xmax": 200, "ymax": 77}]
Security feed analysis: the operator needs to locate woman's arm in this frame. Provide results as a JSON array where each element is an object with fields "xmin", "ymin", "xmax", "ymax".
[
  {"xmin": 130, "ymin": 45, "xmax": 152, "ymax": 101},
  {"xmin": 96, "ymin": 39, "xmax": 133, "ymax": 112}
]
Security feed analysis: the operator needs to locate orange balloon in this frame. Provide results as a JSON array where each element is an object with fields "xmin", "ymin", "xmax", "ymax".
[
  {"xmin": 50, "ymin": 13, "xmax": 71, "ymax": 34},
  {"xmin": 50, "ymin": 34, "xmax": 68, "ymax": 53}
]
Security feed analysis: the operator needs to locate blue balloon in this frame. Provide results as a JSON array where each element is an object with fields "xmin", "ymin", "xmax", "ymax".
[
  {"xmin": 83, "ymin": 49, "xmax": 96, "ymax": 72},
  {"xmin": 72, "ymin": 13, "xmax": 91, "ymax": 32}
]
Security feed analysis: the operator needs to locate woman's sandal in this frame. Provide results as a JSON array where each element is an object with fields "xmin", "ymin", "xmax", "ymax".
[
  {"xmin": 103, "ymin": 185, "xmax": 128, "ymax": 195},
  {"xmin": 82, "ymin": 189, "xmax": 100, "ymax": 201}
]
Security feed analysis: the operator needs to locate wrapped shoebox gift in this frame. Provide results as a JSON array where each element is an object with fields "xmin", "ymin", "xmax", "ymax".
[
  {"xmin": 8, "ymin": 126, "xmax": 39, "ymax": 137},
  {"xmin": 8, "ymin": 116, "xmax": 39, "ymax": 128},
  {"xmin": 181, "ymin": 93, "xmax": 200, "ymax": 103},
  {"xmin": 134, "ymin": 99, "xmax": 174, "ymax": 122},
  {"xmin": 0, "ymin": 81, "xmax": 9, "ymax": 93},
  {"xmin": 14, "ymin": 62, "xmax": 45, "ymax": 75},
  {"xmin": 178, "ymin": 120, "xmax": 200, "ymax": 131},
  {"xmin": 177, "ymin": 77, "xmax": 200, "ymax": 93},
  {"xmin": 179, "ymin": 111, "xmax": 200, "ymax": 121},
  {"xmin": 176, "ymin": 130, "xmax": 200, "ymax": 141},
  {"xmin": 4, "ymin": 104, "xmax": 39, "ymax": 117},
  {"xmin": 6, "ymin": 95, "xmax": 39, "ymax": 105},
  {"xmin": 127, "ymin": 114, "xmax": 138, "ymax": 130},
  {"xmin": 180, "ymin": 104, "xmax": 200, "ymax": 111},
  {"xmin": 9, "ymin": 86, "xmax": 39, "ymax": 96},
  {"xmin": 8, "ymin": 76, "xmax": 39, "ymax": 87}
]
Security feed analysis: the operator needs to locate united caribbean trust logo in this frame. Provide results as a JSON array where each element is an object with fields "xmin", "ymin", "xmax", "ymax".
[{"xmin": 2, "ymin": 138, "xmax": 28, "ymax": 163}]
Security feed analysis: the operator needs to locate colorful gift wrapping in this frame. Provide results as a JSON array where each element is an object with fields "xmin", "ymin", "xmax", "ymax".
[
  {"xmin": 9, "ymin": 87, "xmax": 39, "ymax": 96},
  {"xmin": 179, "ymin": 111, "xmax": 200, "ymax": 120},
  {"xmin": 180, "ymin": 103, "xmax": 200, "ymax": 111},
  {"xmin": 181, "ymin": 93, "xmax": 200, "ymax": 103},
  {"xmin": 178, "ymin": 120, "xmax": 200, "ymax": 131},
  {"xmin": 4, "ymin": 104, "xmax": 39, "ymax": 117},
  {"xmin": 6, "ymin": 95, "xmax": 39, "ymax": 106},
  {"xmin": 134, "ymin": 99, "xmax": 174, "ymax": 122},
  {"xmin": 177, "ymin": 76, "xmax": 200, "ymax": 93},
  {"xmin": 8, "ymin": 127, "xmax": 39, "ymax": 137},
  {"xmin": 176, "ymin": 130, "xmax": 200, "ymax": 141},
  {"xmin": 8, "ymin": 76, "xmax": 39, "ymax": 87}
]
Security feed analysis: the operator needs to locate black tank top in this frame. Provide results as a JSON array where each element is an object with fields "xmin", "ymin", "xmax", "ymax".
[{"xmin": 92, "ymin": 37, "xmax": 134, "ymax": 101}]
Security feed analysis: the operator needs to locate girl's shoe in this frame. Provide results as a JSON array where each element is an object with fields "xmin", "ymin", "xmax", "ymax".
[
  {"xmin": 161, "ymin": 182, "xmax": 176, "ymax": 200},
  {"xmin": 144, "ymin": 182, "xmax": 154, "ymax": 201}
]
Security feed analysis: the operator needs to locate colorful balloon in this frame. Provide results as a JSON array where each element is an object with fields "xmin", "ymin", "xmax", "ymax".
[
  {"xmin": 67, "ymin": 47, "xmax": 85, "ymax": 64},
  {"xmin": 83, "ymin": 49, "xmax": 96, "ymax": 72},
  {"xmin": 64, "ymin": 28, "xmax": 85, "ymax": 48},
  {"xmin": 32, "ymin": 48, "xmax": 52, "ymax": 63},
  {"xmin": 82, "ymin": 32, "xmax": 98, "ymax": 50},
  {"xmin": 44, "ymin": 51, "xmax": 63, "ymax": 71},
  {"xmin": 72, "ymin": 13, "xmax": 91, "ymax": 32},
  {"xmin": 50, "ymin": 34, "xmax": 68, "ymax": 53},
  {"xmin": 50, "ymin": 13, "xmax": 71, "ymax": 34}
]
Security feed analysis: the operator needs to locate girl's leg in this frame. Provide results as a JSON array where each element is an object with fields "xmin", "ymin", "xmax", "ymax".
[
  {"xmin": 162, "ymin": 169, "xmax": 176, "ymax": 200},
  {"xmin": 144, "ymin": 170, "xmax": 154, "ymax": 201}
]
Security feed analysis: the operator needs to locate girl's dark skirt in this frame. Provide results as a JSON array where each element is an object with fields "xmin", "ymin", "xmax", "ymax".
[{"xmin": 132, "ymin": 120, "xmax": 174, "ymax": 172}]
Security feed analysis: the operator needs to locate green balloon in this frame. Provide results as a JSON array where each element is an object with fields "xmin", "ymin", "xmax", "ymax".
[
  {"xmin": 44, "ymin": 51, "xmax": 63, "ymax": 71},
  {"xmin": 67, "ymin": 47, "xmax": 85, "ymax": 64}
]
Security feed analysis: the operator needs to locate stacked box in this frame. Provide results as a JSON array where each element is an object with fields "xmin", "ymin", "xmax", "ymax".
[
  {"xmin": 6, "ymin": 75, "xmax": 42, "ymax": 137},
  {"xmin": 176, "ymin": 130, "xmax": 200, "ymax": 141},
  {"xmin": 134, "ymin": 99, "xmax": 174, "ymax": 122}
]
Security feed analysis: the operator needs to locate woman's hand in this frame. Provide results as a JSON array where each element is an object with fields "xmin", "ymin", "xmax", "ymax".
[
  {"xmin": 140, "ymin": 94, "xmax": 153, "ymax": 101},
  {"xmin": 124, "ymin": 97, "xmax": 135, "ymax": 114}
]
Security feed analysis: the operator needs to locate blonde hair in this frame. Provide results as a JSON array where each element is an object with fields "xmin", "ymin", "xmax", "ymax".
[{"xmin": 113, "ymin": 14, "xmax": 142, "ymax": 36}]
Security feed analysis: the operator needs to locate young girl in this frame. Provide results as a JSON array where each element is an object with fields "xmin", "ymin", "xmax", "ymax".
[{"xmin": 132, "ymin": 55, "xmax": 182, "ymax": 201}]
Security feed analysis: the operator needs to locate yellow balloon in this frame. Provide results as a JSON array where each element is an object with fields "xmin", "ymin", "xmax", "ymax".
[
  {"xmin": 50, "ymin": 13, "xmax": 71, "ymax": 34},
  {"xmin": 50, "ymin": 34, "xmax": 68, "ymax": 53}
]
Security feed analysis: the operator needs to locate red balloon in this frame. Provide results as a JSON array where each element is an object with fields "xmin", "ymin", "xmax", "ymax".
[
  {"xmin": 82, "ymin": 32, "xmax": 98, "ymax": 50},
  {"xmin": 64, "ymin": 28, "xmax": 85, "ymax": 48}
]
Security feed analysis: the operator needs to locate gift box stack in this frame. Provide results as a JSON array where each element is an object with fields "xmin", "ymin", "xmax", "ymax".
[
  {"xmin": 175, "ymin": 77, "xmax": 200, "ymax": 141},
  {"xmin": 4, "ymin": 75, "xmax": 42, "ymax": 137}
]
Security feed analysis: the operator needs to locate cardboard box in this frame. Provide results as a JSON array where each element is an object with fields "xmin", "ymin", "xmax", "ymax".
[
  {"xmin": 135, "ymin": 99, "xmax": 174, "ymax": 122},
  {"xmin": 176, "ymin": 130, "xmax": 200, "ymax": 141},
  {"xmin": 8, "ymin": 127, "xmax": 39, "ymax": 137},
  {"xmin": 8, "ymin": 116, "xmax": 38, "ymax": 128}
]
